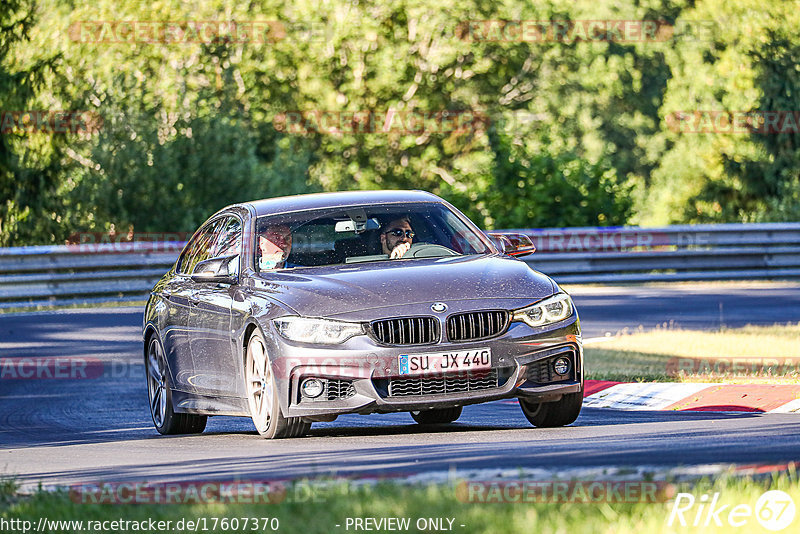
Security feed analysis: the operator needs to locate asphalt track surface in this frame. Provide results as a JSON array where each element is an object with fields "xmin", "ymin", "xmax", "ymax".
[{"xmin": 2, "ymin": 283, "xmax": 800, "ymax": 490}]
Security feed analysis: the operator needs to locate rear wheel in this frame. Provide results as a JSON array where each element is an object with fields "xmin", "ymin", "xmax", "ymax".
[
  {"xmin": 245, "ymin": 330, "xmax": 310, "ymax": 439},
  {"xmin": 519, "ymin": 391, "xmax": 583, "ymax": 428},
  {"xmin": 146, "ymin": 335, "xmax": 207, "ymax": 435},
  {"xmin": 410, "ymin": 406, "xmax": 463, "ymax": 425}
]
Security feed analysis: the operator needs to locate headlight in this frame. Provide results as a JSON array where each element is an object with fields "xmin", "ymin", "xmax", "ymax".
[
  {"xmin": 512, "ymin": 293, "xmax": 574, "ymax": 327},
  {"xmin": 273, "ymin": 316, "xmax": 364, "ymax": 344}
]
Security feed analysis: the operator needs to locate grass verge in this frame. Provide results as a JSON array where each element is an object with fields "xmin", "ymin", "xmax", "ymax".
[
  {"xmin": 585, "ymin": 323, "xmax": 800, "ymax": 383},
  {"xmin": 2, "ymin": 471, "xmax": 798, "ymax": 534}
]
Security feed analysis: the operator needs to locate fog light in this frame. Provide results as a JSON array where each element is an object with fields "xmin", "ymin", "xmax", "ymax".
[
  {"xmin": 301, "ymin": 378, "xmax": 324, "ymax": 398},
  {"xmin": 553, "ymin": 357, "xmax": 571, "ymax": 376}
]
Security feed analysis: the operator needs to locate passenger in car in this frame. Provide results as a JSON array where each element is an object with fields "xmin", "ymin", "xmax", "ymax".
[
  {"xmin": 380, "ymin": 217, "xmax": 415, "ymax": 259},
  {"xmin": 257, "ymin": 224, "xmax": 296, "ymax": 270}
]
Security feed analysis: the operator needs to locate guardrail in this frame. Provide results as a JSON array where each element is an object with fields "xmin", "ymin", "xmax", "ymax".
[
  {"xmin": 515, "ymin": 222, "xmax": 800, "ymax": 284},
  {"xmin": 1, "ymin": 222, "xmax": 799, "ymax": 308},
  {"xmin": 0, "ymin": 242, "xmax": 183, "ymax": 309}
]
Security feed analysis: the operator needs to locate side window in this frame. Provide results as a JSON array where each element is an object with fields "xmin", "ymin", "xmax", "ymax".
[
  {"xmin": 177, "ymin": 230, "xmax": 204, "ymax": 275},
  {"xmin": 212, "ymin": 216, "xmax": 242, "ymax": 276},
  {"xmin": 213, "ymin": 217, "xmax": 242, "ymax": 257},
  {"xmin": 177, "ymin": 220, "xmax": 221, "ymax": 275}
]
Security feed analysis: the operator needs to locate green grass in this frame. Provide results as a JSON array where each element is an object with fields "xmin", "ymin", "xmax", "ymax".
[
  {"xmin": 585, "ymin": 323, "xmax": 800, "ymax": 382},
  {"xmin": 2, "ymin": 472, "xmax": 799, "ymax": 534},
  {"xmin": 0, "ymin": 477, "xmax": 19, "ymax": 508}
]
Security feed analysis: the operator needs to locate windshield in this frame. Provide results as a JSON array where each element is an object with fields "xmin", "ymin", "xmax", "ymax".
[{"xmin": 253, "ymin": 202, "xmax": 492, "ymax": 271}]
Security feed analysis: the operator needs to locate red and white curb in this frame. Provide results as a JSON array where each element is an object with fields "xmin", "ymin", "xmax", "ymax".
[{"xmin": 582, "ymin": 380, "xmax": 800, "ymax": 413}]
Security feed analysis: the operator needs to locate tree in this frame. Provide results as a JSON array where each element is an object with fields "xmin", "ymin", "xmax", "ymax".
[
  {"xmin": 644, "ymin": 0, "xmax": 800, "ymax": 223},
  {"xmin": 0, "ymin": 0, "xmax": 67, "ymax": 245}
]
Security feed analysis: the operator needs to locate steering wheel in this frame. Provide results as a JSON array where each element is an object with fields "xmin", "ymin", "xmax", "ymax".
[{"xmin": 405, "ymin": 242, "xmax": 460, "ymax": 258}]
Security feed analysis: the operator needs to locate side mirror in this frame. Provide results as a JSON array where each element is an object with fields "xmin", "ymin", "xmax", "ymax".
[
  {"xmin": 191, "ymin": 254, "xmax": 239, "ymax": 284},
  {"xmin": 485, "ymin": 232, "xmax": 536, "ymax": 257}
]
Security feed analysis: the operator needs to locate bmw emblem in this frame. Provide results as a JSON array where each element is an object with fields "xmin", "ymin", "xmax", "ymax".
[{"xmin": 431, "ymin": 302, "xmax": 448, "ymax": 313}]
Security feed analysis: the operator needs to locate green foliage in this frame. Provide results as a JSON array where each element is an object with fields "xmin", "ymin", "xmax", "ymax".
[
  {"xmin": 2, "ymin": 0, "xmax": 800, "ymax": 245},
  {"xmin": 643, "ymin": 0, "xmax": 800, "ymax": 224},
  {"xmin": 446, "ymin": 126, "xmax": 633, "ymax": 229},
  {"xmin": 68, "ymin": 74, "xmax": 316, "ymax": 233},
  {"xmin": 0, "ymin": 0, "xmax": 69, "ymax": 246},
  {"xmin": 747, "ymin": 27, "xmax": 800, "ymax": 221}
]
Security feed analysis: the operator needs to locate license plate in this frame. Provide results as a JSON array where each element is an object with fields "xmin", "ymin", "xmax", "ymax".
[{"xmin": 398, "ymin": 348, "xmax": 491, "ymax": 376}]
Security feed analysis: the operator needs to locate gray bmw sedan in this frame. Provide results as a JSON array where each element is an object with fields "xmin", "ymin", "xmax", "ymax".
[{"xmin": 143, "ymin": 190, "xmax": 583, "ymax": 438}]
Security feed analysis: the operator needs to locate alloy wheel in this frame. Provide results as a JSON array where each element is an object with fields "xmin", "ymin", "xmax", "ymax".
[{"xmin": 146, "ymin": 337, "xmax": 167, "ymax": 428}]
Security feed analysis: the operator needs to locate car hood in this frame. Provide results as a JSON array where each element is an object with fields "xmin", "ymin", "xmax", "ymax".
[{"xmin": 250, "ymin": 254, "xmax": 556, "ymax": 318}]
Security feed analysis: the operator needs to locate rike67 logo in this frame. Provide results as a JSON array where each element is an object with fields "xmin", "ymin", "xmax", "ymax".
[{"xmin": 668, "ymin": 490, "xmax": 796, "ymax": 531}]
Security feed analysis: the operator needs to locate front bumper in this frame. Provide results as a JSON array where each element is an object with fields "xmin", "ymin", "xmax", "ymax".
[{"xmin": 264, "ymin": 315, "xmax": 583, "ymax": 418}]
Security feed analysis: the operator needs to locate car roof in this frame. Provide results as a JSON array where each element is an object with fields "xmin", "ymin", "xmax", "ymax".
[{"xmin": 243, "ymin": 190, "xmax": 443, "ymax": 217}]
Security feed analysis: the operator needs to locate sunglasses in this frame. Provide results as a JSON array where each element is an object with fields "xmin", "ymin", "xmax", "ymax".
[{"xmin": 385, "ymin": 229, "xmax": 415, "ymax": 239}]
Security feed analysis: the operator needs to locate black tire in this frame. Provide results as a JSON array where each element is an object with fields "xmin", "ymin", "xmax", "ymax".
[
  {"xmin": 245, "ymin": 329, "xmax": 311, "ymax": 439},
  {"xmin": 146, "ymin": 335, "xmax": 207, "ymax": 435},
  {"xmin": 519, "ymin": 391, "xmax": 583, "ymax": 428},
  {"xmin": 410, "ymin": 406, "xmax": 463, "ymax": 425}
]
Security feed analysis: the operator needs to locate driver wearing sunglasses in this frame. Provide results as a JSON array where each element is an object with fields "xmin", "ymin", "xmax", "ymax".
[{"xmin": 380, "ymin": 217, "xmax": 415, "ymax": 259}]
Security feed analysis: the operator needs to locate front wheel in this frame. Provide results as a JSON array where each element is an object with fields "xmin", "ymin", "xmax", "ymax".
[
  {"xmin": 410, "ymin": 406, "xmax": 462, "ymax": 425},
  {"xmin": 146, "ymin": 335, "xmax": 207, "ymax": 435},
  {"xmin": 519, "ymin": 391, "xmax": 583, "ymax": 428},
  {"xmin": 245, "ymin": 330, "xmax": 310, "ymax": 439}
]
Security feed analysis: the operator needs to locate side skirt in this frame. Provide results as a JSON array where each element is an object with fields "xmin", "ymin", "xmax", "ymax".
[{"xmin": 172, "ymin": 389, "xmax": 249, "ymax": 416}]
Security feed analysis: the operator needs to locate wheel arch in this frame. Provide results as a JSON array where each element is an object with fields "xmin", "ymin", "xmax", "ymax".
[
  {"xmin": 241, "ymin": 320, "xmax": 262, "ymax": 366},
  {"xmin": 143, "ymin": 324, "xmax": 159, "ymax": 364},
  {"xmin": 142, "ymin": 325, "xmax": 176, "ymax": 399}
]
